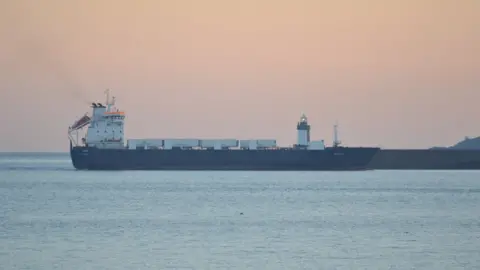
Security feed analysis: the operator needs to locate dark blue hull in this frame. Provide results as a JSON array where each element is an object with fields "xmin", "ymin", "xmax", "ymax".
[
  {"xmin": 70, "ymin": 145, "xmax": 380, "ymax": 171},
  {"xmin": 368, "ymin": 149, "xmax": 480, "ymax": 170}
]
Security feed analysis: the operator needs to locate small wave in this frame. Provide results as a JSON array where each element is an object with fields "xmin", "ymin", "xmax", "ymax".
[
  {"xmin": 0, "ymin": 159, "xmax": 70, "ymax": 164},
  {"xmin": 0, "ymin": 166, "xmax": 75, "ymax": 172},
  {"xmin": 0, "ymin": 153, "xmax": 72, "ymax": 171}
]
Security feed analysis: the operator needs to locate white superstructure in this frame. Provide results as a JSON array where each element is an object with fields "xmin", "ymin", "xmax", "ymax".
[
  {"xmin": 68, "ymin": 89, "xmax": 125, "ymax": 149},
  {"xmin": 68, "ymin": 91, "xmax": 332, "ymax": 151},
  {"xmin": 308, "ymin": 140, "xmax": 326, "ymax": 150}
]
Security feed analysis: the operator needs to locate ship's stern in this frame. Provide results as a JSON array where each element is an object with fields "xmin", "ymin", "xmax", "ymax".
[{"xmin": 70, "ymin": 143, "xmax": 90, "ymax": 170}]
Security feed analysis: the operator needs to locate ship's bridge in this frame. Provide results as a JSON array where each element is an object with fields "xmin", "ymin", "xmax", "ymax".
[
  {"xmin": 103, "ymin": 110, "xmax": 125, "ymax": 122},
  {"xmin": 104, "ymin": 111, "xmax": 125, "ymax": 116}
]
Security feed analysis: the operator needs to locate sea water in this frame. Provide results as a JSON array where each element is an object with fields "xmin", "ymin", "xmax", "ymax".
[{"xmin": 0, "ymin": 153, "xmax": 479, "ymax": 269}]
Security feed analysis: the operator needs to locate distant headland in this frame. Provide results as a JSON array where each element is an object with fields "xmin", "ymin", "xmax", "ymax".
[{"xmin": 430, "ymin": 136, "xmax": 480, "ymax": 150}]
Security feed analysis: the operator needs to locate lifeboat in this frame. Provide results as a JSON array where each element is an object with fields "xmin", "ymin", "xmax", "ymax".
[{"xmin": 70, "ymin": 114, "xmax": 91, "ymax": 131}]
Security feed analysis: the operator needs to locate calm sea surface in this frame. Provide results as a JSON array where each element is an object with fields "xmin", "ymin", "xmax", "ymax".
[{"xmin": 0, "ymin": 153, "xmax": 479, "ymax": 269}]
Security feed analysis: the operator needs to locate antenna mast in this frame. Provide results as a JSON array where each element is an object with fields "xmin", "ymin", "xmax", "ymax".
[
  {"xmin": 333, "ymin": 122, "xmax": 341, "ymax": 147},
  {"xmin": 105, "ymin": 89, "xmax": 111, "ymax": 112}
]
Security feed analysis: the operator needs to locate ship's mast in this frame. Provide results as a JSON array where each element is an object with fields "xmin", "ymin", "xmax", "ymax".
[
  {"xmin": 333, "ymin": 122, "xmax": 341, "ymax": 147},
  {"xmin": 105, "ymin": 88, "xmax": 116, "ymax": 112},
  {"xmin": 105, "ymin": 89, "xmax": 110, "ymax": 112}
]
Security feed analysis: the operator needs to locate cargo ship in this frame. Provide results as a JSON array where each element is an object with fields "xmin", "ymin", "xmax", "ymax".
[{"xmin": 68, "ymin": 90, "xmax": 380, "ymax": 171}]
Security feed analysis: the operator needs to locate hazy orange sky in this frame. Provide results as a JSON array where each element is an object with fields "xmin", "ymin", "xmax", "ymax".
[{"xmin": 1, "ymin": 0, "xmax": 479, "ymax": 152}]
